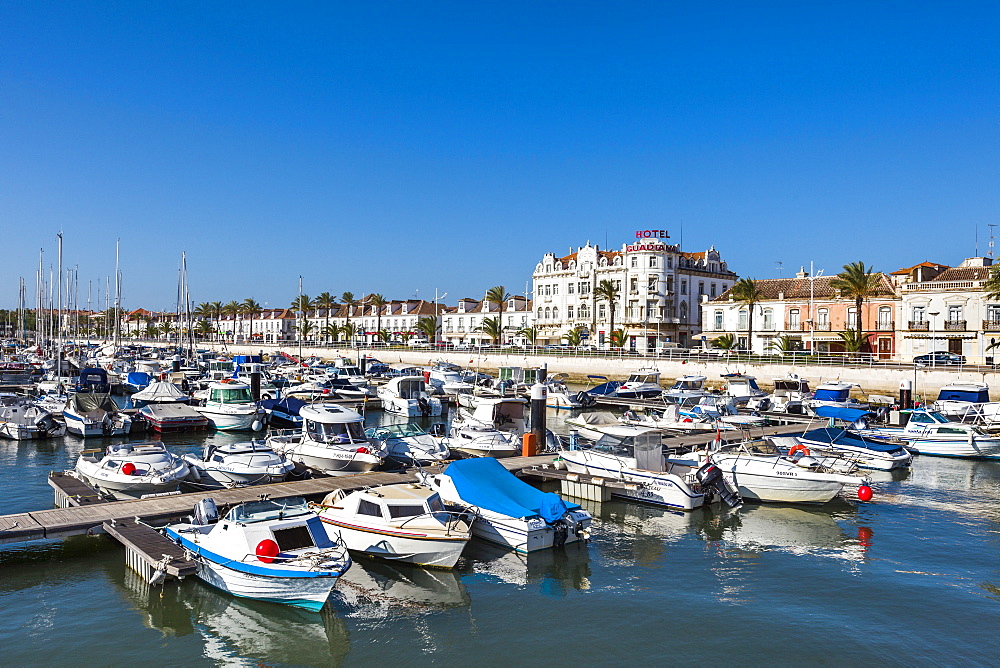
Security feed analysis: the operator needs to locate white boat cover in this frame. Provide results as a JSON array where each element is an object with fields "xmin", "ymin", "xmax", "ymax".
[{"xmin": 132, "ymin": 380, "xmax": 188, "ymax": 403}]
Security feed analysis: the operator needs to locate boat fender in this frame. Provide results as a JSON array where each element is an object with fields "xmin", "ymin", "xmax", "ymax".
[
  {"xmin": 251, "ymin": 420, "xmax": 262, "ymax": 431},
  {"xmin": 788, "ymin": 444, "xmax": 811, "ymax": 458}
]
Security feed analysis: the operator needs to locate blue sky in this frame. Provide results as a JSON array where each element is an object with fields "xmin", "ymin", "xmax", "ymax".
[{"xmin": 3, "ymin": 2, "xmax": 998, "ymax": 311}]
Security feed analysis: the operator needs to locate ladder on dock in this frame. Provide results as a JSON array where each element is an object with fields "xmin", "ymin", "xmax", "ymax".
[{"xmin": 103, "ymin": 519, "xmax": 197, "ymax": 584}]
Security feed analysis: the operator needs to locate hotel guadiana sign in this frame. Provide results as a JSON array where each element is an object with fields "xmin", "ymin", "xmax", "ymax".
[{"xmin": 627, "ymin": 229, "xmax": 670, "ymax": 253}]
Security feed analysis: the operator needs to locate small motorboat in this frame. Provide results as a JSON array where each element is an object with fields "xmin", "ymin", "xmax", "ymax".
[
  {"xmin": 183, "ymin": 441, "xmax": 295, "ymax": 488},
  {"xmin": 260, "ymin": 396, "xmax": 308, "ymax": 428},
  {"xmin": 720, "ymin": 373, "xmax": 766, "ymax": 406},
  {"xmin": 614, "ymin": 368, "xmax": 664, "ymax": 399},
  {"xmin": 565, "ymin": 411, "xmax": 654, "ymax": 441},
  {"xmin": 365, "ymin": 422, "xmax": 451, "ymax": 466},
  {"xmin": 421, "ymin": 457, "xmax": 593, "ymax": 554},
  {"xmin": 193, "ymin": 380, "xmax": 266, "ymax": 431},
  {"xmin": 931, "ymin": 381, "xmax": 993, "ymax": 419},
  {"xmin": 851, "ymin": 409, "xmax": 1000, "ymax": 459},
  {"xmin": 268, "ymin": 403, "xmax": 382, "ymax": 475},
  {"xmin": 444, "ymin": 398, "xmax": 527, "ymax": 458},
  {"xmin": 661, "ymin": 374, "xmax": 710, "ymax": 403},
  {"xmin": 63, "ymin": 391, "xmax": 132, "ymax": 438},
  {"xmin": 798, "ymin": 407, "xmax": 912, "ymax": 470},
  {"xmin": 749, "ymin": 374, "xmax": 812, "ymax": 414},
  {"xmin": 376, "ymin": 376, "xmax": 442, "ymax": 417},
  {"xmin": 807, "ymin": 381, "xmax": 866, "ymax": 414},
  {"xmin": 74, "ymin": 442, "xmax": 190, "ymax": 498},
  {"xmin": 163, "ymin": 497, "xmax": 352, "ymax": 611},
  {"xmin": 559, "ymin": 430, "xmax": 741, "ymax": 510},
  {"xmin": 542, "ymin": 374, "xmax": 592, "ymax": 409},
  {"xmin": 315, "ymin": 483, "xmax": 472, "ymax": 568},
  {"xmin": 619, "ymin": 404, "xmax": 726, "ymax": 433},
  {"xmin": 0, "ymin": 393, "xmax": 65, "ymax": 439}
]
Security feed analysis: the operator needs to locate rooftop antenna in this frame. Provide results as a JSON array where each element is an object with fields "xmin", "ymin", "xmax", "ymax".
[
  {"xmin": 776, "ymin": 260, "xmax": 783, "ymax": 277},
  {"xmin": 989, "ymin": 224, "xmax": 997, "ymax": 258}
]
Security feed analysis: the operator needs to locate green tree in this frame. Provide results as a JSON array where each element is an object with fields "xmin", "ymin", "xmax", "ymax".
[
  {"xmin": 321, "ymin": 323, "xmax": 340, "ymax": 344},
  {"xmin": 712, "ymin": 332, "xmax": 738, "ymax": 351},
  {"xmin": 516, "ymin": 325, "xmax": 537, "ymax": 346},
  {"xmin": 376, "ymin": 328, "xmax": 391, "ymax": 343},
  {"xmin": 297, "ymin": 320, "xmax": 315, "ymax": 341},
  {"xmin": 765, "ymin": 334, "xmax": 798, "ymax": 355},
  {"xmin": 341, "ymin": 291, "xmax": 358, "ymax": 341},
  {"xmin": 209, "ymin": 301, "xmax": 224, "ymax": 341},
  {"xmin": 480, "ymin": 316, "xmax": 503, "ymax": 344},
  {"xmin": 730, "ymin": 278, "xmax": 764, "ymax": 353},
  {"xmin": 594, "ymin": 279, "xmax": 620, "ymax": 347},
  {"xmin": 984, "ymin": 266, "xmax": 1000, "ymax": 301},
  {"xmin": 291, "ymin": 294, "xmax": 313, "ymax": 312},
  {"xmin": 417, "ymin": 316, "xmax": 438, "ymax": 341},
  {"xmin": 223, "ymin": 300, "xmax": 242, "ymax": 341},
  {"xmin": 398, "ymin": 330, "xmax": 414, "ymax": 344},
  {"xmin": 315, "ymin": 292, "xmax": 336, "ymax": 343},
  {"xmin": 562, "ymin": 326, "xmax": 585, "ymax": 347},
  {"xmin": 829, "ymin": 261, "xmax": 881, "ymax": 349},
  {"xmin": 145, "ymin": 323, "xmax": 160, "ymax": 339},
  {"xmin": 837, "ymin": 329, "xmax": 866, "ymax": 359},
  {"xmin": 368, "ymin": 294, "xmax": 388, "ymax": 339},
  {"xmin": 160, "ymin": 321, "xmax": 175, "ymax": 341},
  {"xmin": 485, "ymin": 286, "xmax": 511, "ymax": 344},
  {"xmin": 195, "ymin": 319, "xmax": 214, "ymax": 339},
  {"xmin": 242, "ymin": 298, "xmax": 263, "ymax": 342},
  {"xmin": 609, "ymin": 328, "xmax": 626, "ymax": 348},
  {"xmin": 341, "ymin": 321, "xmax": 358, "ymax": 344}
]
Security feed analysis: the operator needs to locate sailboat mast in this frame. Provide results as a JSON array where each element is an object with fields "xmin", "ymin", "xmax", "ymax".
[
  {"xmin": 56, "ymin": 233, "xmax": 63, "ymax": 381},
  {"xmin": 114, "ymin": 239, "xmax": 121, "ymax": 349}
]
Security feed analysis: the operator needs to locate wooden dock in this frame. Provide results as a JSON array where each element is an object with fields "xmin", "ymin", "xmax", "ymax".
[
  {"xmin": 0, "ymin": 454, "xmax": 558, "ymax": 546},
  {"xmin": 103, "ymin": 519, "xmax": 198, "ymax": 580}
]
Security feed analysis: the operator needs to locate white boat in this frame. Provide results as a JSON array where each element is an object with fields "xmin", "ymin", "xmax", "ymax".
[
  {"xmin": 798, "ymin": 407, "xmax": 912, "ymax": 470},
  {"xmin": 74, "ymin": 442, "xmax": 190, "ymax": 497},
  {"xmin": 194, "ymin": 381, "xmax": 266, "ymax": 431},
  {"xmin": 661, "ymin": 374, "xmax": 710, "ymax": 403},
  {"xmin": 425, "ymin": 367, "xmax": 475, "ymax": 395},
  {"xmin": 852, "ymin": 409, "xmax": 1000, "ymax": 459},
  {"xmin": 614, "ymin": 368, "xmax": 664, "ymax": 399},
  {"xmin": 63, "ymin": 392, "xmax": 132, "ymax": 438},
  {"xmin": 720, "ymin": 373, "xmax": 766, "ymax": 406},
  {"xmin": 376, "ymin": 376, "xmax": 442, "ymax": 417},
  {"xmin": 559, "ymin": 429, "xmax": 741, "ymax": 510},
  {"xmin": 183, "ymin": 441, "xmax": 295, "ymax": 488},
  {"xmin": 365, "ymin": 422, "xmax": 451, "ymax": 466},
  {"xmin": 0, "ymin": 393, "xmax": 65, "ymax": 439},
  {"xmin": 931, "ymin": 381, "xmax": 993, "ymax": 419},
  {"xmin": 619, "ymin": 404, "xmax": 728, "ymax": 433},
  {"xmin": 268, "ymin": 403, "xmax": 382, "ymax": 475},
  {"xmin": 666, "ymin": 439, "xmax": 871, "ymax": 504},
  {"xmin": 807, "ymin": 380, "xmax": 865, "ymax": 414},
  {"xmin": 542, "ymin": 374, "xmax": 590, "ymax": 409},
  {"xmin": 445, "ymin": 398, "xmax": 526, "ymax": 458},
  {"xmin": 130, "ymin": 379, "xmax": 190, "ymax": 406},
  {"xmin": 163, "ymin": 497, "xmax": 352, "ymax": 611},
  {"xmin": 422, "ymin": 457, "xmax": 592, "ymax": 554},
  {"xmin": 565, "ymin": 411, "xmax": 655, "ymax": 441},
  {"xmin": 315, "ymin": 483, "xmax": 472, "ymax": 568},
  {"xmin": 749, "ymin": 374, "xmax": 812, "ymax": 414}
]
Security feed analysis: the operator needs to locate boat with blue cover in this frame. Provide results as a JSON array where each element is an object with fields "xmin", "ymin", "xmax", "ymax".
[
  {"xmin": 260, "ymin": 396, "xmax": 307, "ymax": 428},
  {"xmin": 849, "ymin": 409, "xmax": 1000, "ymax": 459},
  {"xmin": 164, "ymin": 496, "xmax": 352, "ymax": 612},
  {"xmin": 797, "ymin": 407, "xmax": 912, "ymax": 470},
  {"xmin": 421, "ymin": 457, "xmax": 592, "ymax": 553}
]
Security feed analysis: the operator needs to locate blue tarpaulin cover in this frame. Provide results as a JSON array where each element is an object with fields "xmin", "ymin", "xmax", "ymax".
[
  {"xmin": 814, "ymin": 406, "xmax": 874, "ymax": 422},
  {"xmin": 936, "ymin": 388, "xmax": 989, "ymax": 403},
  {"xmin": 443, "ymin": 457, "xmax": 578, "ymax": 523},
  {"xmin": 259, "ymin": 396, "xmax": 306, "ymax": 415},
  {"xmin": 800, "ymin": 427, "xmax": 903, "ymax": 452},
  {"xmin": 126, "ymin": 371, "xmax": 152, "ymax": 388}
]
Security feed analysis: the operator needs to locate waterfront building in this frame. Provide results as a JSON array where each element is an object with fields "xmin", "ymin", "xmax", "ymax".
[
  {"xmin": 217, "ymin": 309, "xmax": 297, "ymax": 343},
  {"xmin": 896, "ymin": 257, "xmax": 999, "ymax": 363},
  {"xmin": 440, "ymin": 295, "xmax": 533, "ymax": 347},
  {"xmin": 331, "ymin": 299, "xmax": 444, "ymax": 345},
  {"xmin": 699, "ymin": 268, "xmax": 899, "ymax": 356},
  {"xmin": 532, "ymin": 232, "xmax": 736, "ymax": 350}
]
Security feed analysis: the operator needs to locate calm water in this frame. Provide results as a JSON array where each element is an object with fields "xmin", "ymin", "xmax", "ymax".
[{"xmin": 1, "ymin": 408, "xmax": 999, "ymax": 666}]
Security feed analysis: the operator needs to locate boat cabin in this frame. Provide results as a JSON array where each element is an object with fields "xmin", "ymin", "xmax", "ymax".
[
  {"xmin": 773, "ymin": 376, "xmax": 810, "ymax": 394},
  {"xmin": 208, "ymin": 359, "xmax": 237, "ymax": 381},
  {"xmin": 813, "ymin": 382, "xmax": 857, "ymax": 403},
  {"xmin": 208, "ymin": 382, "xmax": 255, "ymax": 404},
  {"xmin": 935, "ymin": 383, "xmax": 990, "ymax": 404},
  {"xmin": 220, "ymin": 497, "xmax": 335, "ymax": 553},
  {"xmin": 300, "ymin": 404, "xmax": 366, "ymax": 444},
  {"xmin": 670, "ymin": 375, "xmax": 706, "ymax": 391},
  {"xmin": 324, "ymin": 485, "xmax": 445, "ymax": 523}
]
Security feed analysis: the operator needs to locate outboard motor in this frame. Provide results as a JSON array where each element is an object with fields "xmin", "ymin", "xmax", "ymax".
[
  {"xmin": 192, "ymin": 497, "xmax": 219, "ymax": 526},
  {"xmin": 429, "ymin": 422, "xmax": 448, "ymax": 438},
  {"xmin": 418, "ymin": 397, "xmax": 431, "ymax": 417},
  {"xmin": 576, "ymin": 391, "xmax": 596, "ymax": 407},
  {"xmin": 552, "ymin": 518, "xmax": 569, "ymax": 547},
  {"xmin": 696, "ymin": 463, "xmax": 742, "ymax": 508}
]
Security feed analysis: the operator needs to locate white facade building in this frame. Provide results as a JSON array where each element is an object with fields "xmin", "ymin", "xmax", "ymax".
[{"xmin": 532, "ymin": 233, "xmax": 737, "ymax": 350}]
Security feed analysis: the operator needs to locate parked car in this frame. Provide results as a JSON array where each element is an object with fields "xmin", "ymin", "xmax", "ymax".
[
  {"xmin": 408, "ymin": 338, "xmax": 431, "ymax": 348},
  {"xmin": 913, "ymin": 351, "xmax": 966, "ymax": 367}
]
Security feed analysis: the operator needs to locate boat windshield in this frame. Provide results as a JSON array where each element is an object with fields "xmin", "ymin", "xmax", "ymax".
[
  {"xmin": 228, "ymin": 497, "xmax": 312, "ymax": 523},
  {"xmin": 673, "ymin": 379, "xmax": 703, "ymax": 390},
  {"xmin": 211, "ymin": 387, "xmax": 254, "ymax": 404},
  {"xmin": 211, "ymin": 362, "xmax": 235, "ymax": 372},
  {"xmin": 909, "ymin": 411, "xmax": 950, "ymax": 424},
  {"xmin": 306, "ymin": 419, "xmax": 365, "ymax": 444},
  {"xmin": 591, "ymin": 435, "xmax": 633, "ymax": 457},
  {"xmin": 370, "ymin": 423, "xmax": 426, "ymax": 439}
]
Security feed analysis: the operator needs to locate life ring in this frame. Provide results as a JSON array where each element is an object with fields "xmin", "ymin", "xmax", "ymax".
[
  {"xmin": 219, "ymin": 378, "xmax": 235, "ymax": 384},
  {"xmin": 788, "ymin": 444, "xmax": 811, "ymax": 458}
]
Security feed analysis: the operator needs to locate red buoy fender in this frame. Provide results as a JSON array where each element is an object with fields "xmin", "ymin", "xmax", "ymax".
[
  {"xmin": 256, "ymin": 539, "xmax": 280, "ymax": 563},
  {"xmin": 788, "ymin": 444, "xmax": 811, "ymax": 458}
]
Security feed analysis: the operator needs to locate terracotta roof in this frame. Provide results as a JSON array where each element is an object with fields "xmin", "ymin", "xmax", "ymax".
[
  {"xmin": 556, "ymin": 249, "xmax": 620, "ymax": 265},
  {"xmin": 678, "ymin": 251, "xmax": 707, "ymax": 260},
  {"xmin": 890, "ymin": 261, "xmax": 950, "ymax": 276},
  {"xmin": 714, "ymin": 273, "xmax": 896, "ymax": 302},
  {"xmin": 929, "ymin": 266, "xmax": 992, "ymax": 282}
]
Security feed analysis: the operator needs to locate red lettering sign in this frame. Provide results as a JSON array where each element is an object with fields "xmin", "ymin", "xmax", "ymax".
[{"xmin": 634, "ymin": 229, "xmax": 670, "ymax": 239}]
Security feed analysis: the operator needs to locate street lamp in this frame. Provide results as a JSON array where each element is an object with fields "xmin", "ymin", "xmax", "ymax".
[{"xmin": 434, "ymin": 290, "xmax": 447, "ymax": 345}]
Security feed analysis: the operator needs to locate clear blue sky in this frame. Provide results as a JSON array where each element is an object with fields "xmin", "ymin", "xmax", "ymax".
[{"xmin": 3, "ymin": 1, "xmax": 998, "ymax": 311}]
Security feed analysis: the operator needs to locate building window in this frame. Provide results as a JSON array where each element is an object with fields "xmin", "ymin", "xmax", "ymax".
[
  {"xmin": 649, "ymin": 256, "xmax": 657, "ymax": 268},
  {"xmin": 580, "ymin": 282, "xmax": 590, "ymax": 294},
  {"xmin": 552, "ymin": 307, "xmax": 559, "ymax": 319},
  {"xmin": 714, "ymin": 310, "xmax": 724, "ymax": 330},
  {"xmin": 630, "ymin": 278, "xmax": 638, "ymax": 293},
  {"xmin": 988, "ymin": 305, "xmax": 1000, "ymax": 321},
  {"xmin": 648, "ymin": 277, "xmax": 657, "ymax": 292},
  {"xmin": 537, "ymin": 308, "xmax": 542, "ymax": 320},
  {"xmin": 878, "ymin": 306, "xmax": 892, "ymax": 329},
  {"xmin": 948, "ymin": 305, "xmax": 962, "ymax": 323},
  {"xmin": 631, "ymin": 256, "xmax": 638, "ymax": 268},
  {"xmin": 567, "ymin": 305, "xmax": 574, "ymax": 319},
  {"xmin": 598, "ymin": 304, "xmax": 605, "ymax": 318},
  {"xmin": 710, "ymin": 283, "xmax": 717, "ymax": 299},
  {"xmin": 679, "ymin": 302, "xmax": 688, "ymax": 321},
  {"xmin": 847, "ymin": 308, "xmax": 858, "ymax": 329},
  {"xmin": 552, "ymin": 285, "xmax": 559, "ymax": 296},
  {"xmin": 818, "ymin": 308, "xmax": 829, "ymax": 326},
  {"xmin": 681, "ymin": 280, "xmax": 687, "ymax": 295},
  {"xmin": 738, "ymin": 309, "xmax": 748, "ymax": 329},
  {"xmin": 544, "ymin": 308, "xmax": 551, "ymax": 319},
  {"xmin": 698, "ymin": 281, "xmax": 705, "ymax": 296},
  {"xmin": 579, "ymin": 305, "xmax": 590, "ymax": 319},
  {"xmin": 762, "ymin": 308, "xmax": 774, "ymax": 330},
  {"xmin": 788, "ymin": 308, "xmax": 800, "ymax": 328},
  {"xmin": 568, "ymin": 283, "xmax": 575, "ymax": 295},
  {"xmin": 912, "ymin": 306, "xmax": 926, "ymax": 322},
  {"xmin": 667, "ymin": 257, "xmax": 673, "ymax": 269}
]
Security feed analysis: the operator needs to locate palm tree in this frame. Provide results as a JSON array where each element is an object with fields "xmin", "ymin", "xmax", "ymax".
[
  {"xmin": 160, "ymin": 321, "xmax": 175, "ymax": 342},
  {"xmin": 376, "ymin": 328, "xmax": 390, "ymax": 343},
  {"xmin": 290, "ymin": 294, "xmax": 313, "ymax": 313},
  {"xmin": 195, "ymin": 320, "xmax": 214, "ymax": 339},
  {"xmin": 315, "ymin": 292, "xmax": 336, "ymax": 343},
  {"xmin": 297, "ymin": 320, "xmax": 315, "ymax": 341},
  {"xmin": 562, "ymin": 326, "xmax": 585, "ymax": 347},
  {"xmin": 712, "ymin": 332, "xmax": 738, "ymax": 351},
  {"xmin": 837, "ymin": 329, "xmax": 866, "ymax": 360},
  {"xmin": 398, "ymin": 331, "xmax": 414, "ymax": 344},
  {"xmin": 223, "ymin": 300, "xmax": 242, "ymax": 341},
  {"xmin": 480, "ymin": 316, "xmax": 503, "ymax": 344},
  {"xmin": 594, "ymin": 279, "xmax": 620, "ymax": 347},
  {"xmin": 341, "ymin": 321, "xmax": 358, "ymax": 344},
  {"xmin": 984, "ymin": 266, "xmax": 1000, "ymax": 301},
  {"xmin": 830, "ymin": 261, "xmax": 881, "ymax": 350},
  {"xmin": 609, "ymin": 328, "xmax": 626, "ymax": 349},
  {"xmin": 765, "ymin": 334, "xmax": 798, "ymax": 356},
  {"xmin": 145, "ymin": 323, "xmax": 160, "ymax": 340},
  {"xmin": 321, "ymin": 323, "xmax": 339, "ymax": 343},
  {"xmin": 730, "ymin": 278, "xmax": 764, "ymax": 353},
  {"xmin": 242, "ymin": 298, "xmax": 263, "ymax": 343},
  {"xmin": 341, "ymin": 292, "xmax": 358, "ymax": 341},
  {"xmin": 209, "ymin": 301, "xmax": 224, "ymax": 341},
  {"xmin": 417, "ymin": 317, "xmax": 438, "ymax": 342},
  {"xmin": 516, "ymin": 325, "xmax": 537, "ymax": 347},
  {"xmin": 368, "ymin": 294, "xmax": 388, "ymax": 341},
  {"xmin": 485, "ymin": 286, "xmax": 511, "ymax": 344}
]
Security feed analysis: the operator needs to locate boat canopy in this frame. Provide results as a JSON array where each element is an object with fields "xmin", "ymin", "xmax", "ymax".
[
  {"xmin": 126, "ymin": 371, "xmax": 152, "ymax": 388},
  {"xmin": 586, "ymin": 381, "xmax": 622, "ymax": 396},
  {"xmin": 801, "ymin": 427, "xmax": 903, "ymax": 453},
  {"xmin": 814, "ymin": 406, "xmax": 874, "ymax": 422},
  {"xmin": 936, "ymin": 386, "xmax": 990, "ymax": 403},
  {"xmin": 259, "ymin": 396, "xmax": 307, "ymax": 415},
  {"xmin": 442, "ymin": 457, "xmax": 578, "ymax": 523},
  {"xmin": 813, "ymin": 387, "xmax": 850, "ymax": 401}
]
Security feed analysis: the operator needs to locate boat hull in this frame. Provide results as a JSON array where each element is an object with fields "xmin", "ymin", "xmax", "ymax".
[
  {"xmin": 63, "ymin": 411, "xmax": 131, "ymax": 438},
  {"xmin": 467, "ymin": 513, "xmax": 588, "ymax": 554},
  {"xmin": 193, "ymin": 558, "xmax": 338, "ymax": 612},
  {"xmin": 561, "ymin": 452, "xmax": 704, "ymax": 511},
  {"xmin": 319, "ymin": 518, "xmax": 468, "ymax": 569}
]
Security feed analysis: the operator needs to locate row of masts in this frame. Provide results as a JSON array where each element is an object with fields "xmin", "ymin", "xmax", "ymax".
[{"xmin": 13, "ymin": 236, "xmax": 194, "ymax": 366}]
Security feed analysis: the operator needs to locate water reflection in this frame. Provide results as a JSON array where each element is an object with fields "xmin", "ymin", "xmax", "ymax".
[
  {"xmin": 116, "ymin": 564, "xmax": 350, "ymax": 665},
  {"xmin": 708, "ymin": 505, "xmax": 867, "ymax": 562},
  {"xmin": 334, "ymin": 557, "xmax": 470, "ymax": 611},
  {"xmin": 459, "ymin": 540, "xmax": 592, "ymax": 593}
]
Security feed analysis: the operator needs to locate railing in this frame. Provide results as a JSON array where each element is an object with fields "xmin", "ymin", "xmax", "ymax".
[
  {"xmin": 903, "ymin": 280, "xmax": 981, "ymax": 290},
  {"xmin": 815, "ymin": 323, "xmax": 832, "ymax": 331},
  {"xmin": 874, "ymin": 321, "xmax": 895, "ymax": 331},
  {"xmin": 983, "ymin": 320, "xmax": 1000, "ymax": 331},
  {"xmin": 908, "ymin": 321, "xmax": 929, "ymax": 331},
  {"xmin": 944, "ymin": 320, "xmax": 967, "ymax": 331}
]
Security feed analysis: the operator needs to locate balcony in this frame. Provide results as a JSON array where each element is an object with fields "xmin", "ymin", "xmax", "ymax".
[
  {"xmin": 908, "ymin": 321, "xmax": 929, "ymax": 331},
  {"xmin": 944, "ymin": 320, "xmax": 967, "ymax": 331},
  {"xmin": 984, "ymin": 320, "xmax": 1000, "ymax": 331},
  {"xmin": 815, "ymin": 323, "xmax": 832, "ymax": 331},
  {"xmin": 874, "ymin": 321, "xmax": 895, "ymax": 331}
]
